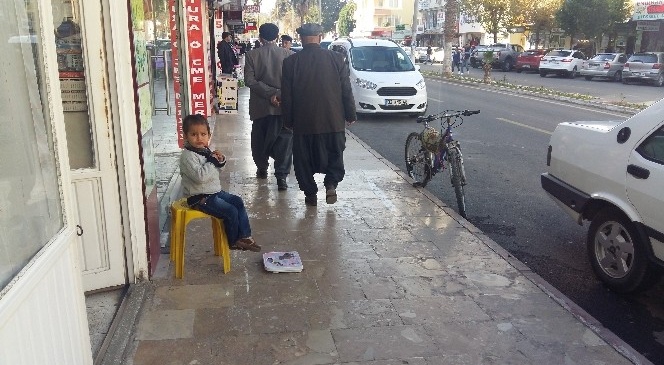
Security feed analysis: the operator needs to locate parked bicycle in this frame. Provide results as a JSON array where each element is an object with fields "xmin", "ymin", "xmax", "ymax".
[{"xmin": 404, "ymin": 109, "xmax": 480, "ymax": 218}]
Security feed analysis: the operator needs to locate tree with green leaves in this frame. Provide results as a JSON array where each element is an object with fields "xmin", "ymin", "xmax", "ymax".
[
  {"xmin": 524, "ymin": 0, "xmax": 563, "ymax": 49},
  {"xmin": 555, "ymin": 0, "xmax": 583, "ymax": 46},
  {"xmin": 337, "ymin": 1, "xmax": 356, "ymax": 37},
  {"xmin": 556, "ymin": 0, "xmax": 631, "ymax": 53},
  {"xmin": 321, "ymin": 0, "xmax": 346, "ymax": 34},
  {"xmin": 460, "ymin": 0, "xmax": 529, "ymax": 44}
]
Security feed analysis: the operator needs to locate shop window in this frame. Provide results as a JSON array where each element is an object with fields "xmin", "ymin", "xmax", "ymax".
[
  {"xmin": 0, "ymin": 0, "xmax": 64, "ymax": 290},
  {"xmin": 53, "ymin": 1, "xmax": 95, "ymax": 169}
]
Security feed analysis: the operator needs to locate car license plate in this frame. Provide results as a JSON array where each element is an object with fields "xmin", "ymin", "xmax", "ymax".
[
  {"xmin": 522, "ymin": 65, "xmax": 530, "ymax": 68},
  {"xmin": 632, "ymin": 72, "xmax": 642, "ymax": 76},
  {"xmin": 385, "ymin": 99, "xmax": 407, "ymax": 106}
]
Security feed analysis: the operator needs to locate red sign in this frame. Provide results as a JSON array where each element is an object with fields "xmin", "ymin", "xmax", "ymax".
[
  {"xmin": 245, "ymin": 21, "xmax": 257, "ymax": 31},
  {"xmin": 185, "ymin": 0, "xmax": 209, "ymax": 121},
  {"xmin": 169, "ymin": 0, "xmax": 183, "ymax": 147}
]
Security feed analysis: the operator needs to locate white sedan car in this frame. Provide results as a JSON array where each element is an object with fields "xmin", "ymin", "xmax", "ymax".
[
  {"xmin": 541, "ymin": 97, "xmax": 664, "ymax": 293},
  {"xmin": 539, "ymin": 49, "xmax": 587, "ymax": 78}
]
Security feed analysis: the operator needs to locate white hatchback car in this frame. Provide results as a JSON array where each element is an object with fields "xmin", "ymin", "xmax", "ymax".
[
  {"xmin": 539, "ymin": 49, "xmax": 587, "ymax": 78},
  {"xmin": 329, "ymin": 38, "xmax": 428, "ymax": 116},
  {"xmin": 542, "ymin": 97, "xmax": 664, "ymax": 293}
]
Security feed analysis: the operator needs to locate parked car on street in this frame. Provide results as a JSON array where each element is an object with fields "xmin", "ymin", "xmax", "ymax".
[
  {"xmin": 515, "ymin": 49, "xmax": 548, "ymax": 73},
  {"xmin": 413, "ymin": 47, "xmax": 429, "ymax": 63},
  {"xmin": 470, "ymin": 45, "xmax": 488, "ymax": 68},
  {"xmin": 541, "ymin": 97, "xmax": 664, "ymax": 293},
  {"xmin": 539, "ymin": 49, "xmax": 587, "ymax": 78},
  {"xmin": 622, "ymin": 52, "xmax": 664, "ymax": 87},
  {"xmin": 473, "ymin": 43, "xmax": 524, "ymax": 71},
  {"xmin": 581, "ymin": 53, "xmax": 628, "ymax": 82},
  {"xmin": 329, "ymin": 38, "xmax": 427, "ymax": 116},
  {"xmin": 430, "ymin": 47, "xmax": 445, "ymax": 63}
]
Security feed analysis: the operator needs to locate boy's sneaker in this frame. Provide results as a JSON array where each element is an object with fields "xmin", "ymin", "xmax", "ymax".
[{"xmin": 305, "ymin": 194, "xmax": 317, "ymax": 206}]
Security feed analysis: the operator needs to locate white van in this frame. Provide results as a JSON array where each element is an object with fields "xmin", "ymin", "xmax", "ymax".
[{"xmin": 329, "ymin": 38, "xmax": 428, "ymax": 116}]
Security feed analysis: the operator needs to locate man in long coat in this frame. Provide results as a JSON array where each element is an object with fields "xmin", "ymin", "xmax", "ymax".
[
  {"xmin": 281, "ymin": 23, "xmax": 356, "ymax": 206},
  {"xmin": 244, "ymin": 23, "xmax": 294, "ymax": 190}
]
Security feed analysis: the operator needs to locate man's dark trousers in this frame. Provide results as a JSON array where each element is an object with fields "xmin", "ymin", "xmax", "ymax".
[
  {"xmin": 251, "ymin": 115, "xmax": 293, "ymax": 178},
  {"xmin": 292, "ymin": 132, "xmax": 346, "ymax": 196}
]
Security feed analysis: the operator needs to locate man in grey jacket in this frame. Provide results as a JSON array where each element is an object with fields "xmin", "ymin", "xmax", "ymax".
[
  {"xmin": 281, "ymin": 23, "xmax": 356, "ymax": 206},
  {"xmin": 244, "ymin": 23, "xmax": 294, "ymax": 190}
]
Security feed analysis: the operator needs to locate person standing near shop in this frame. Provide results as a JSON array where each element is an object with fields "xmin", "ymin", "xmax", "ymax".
[
  {"xmin": 217, "ymin": 31, "xmax": 238, "ymax": 75},
  {"xmin": 244, "ymin": 23, "xmax": 294, "ymax": 190},
  {"xmin": 281, "ymin": 23, "xmax": 356, "ymax": 207}
]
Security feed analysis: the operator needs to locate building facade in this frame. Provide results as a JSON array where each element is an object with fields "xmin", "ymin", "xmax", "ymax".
[{"xmin": 0, "ymin": 0, "xmax": 238, "ymax": 362}]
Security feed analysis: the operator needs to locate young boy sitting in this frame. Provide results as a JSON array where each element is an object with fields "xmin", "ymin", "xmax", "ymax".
[{"xmin": 179, "ymin": 114, "xmax": 261, "ymax": 252}]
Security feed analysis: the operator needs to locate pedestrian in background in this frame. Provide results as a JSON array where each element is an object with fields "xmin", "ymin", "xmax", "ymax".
[
  {"xmin": 217, "ymin": 32, "xmax": 238, "ymax": 75},
  {"xmin": 281, "ymin": 23, "xmax": 357, "ymax": 207},
  {"xmin": 425, "ymin": 45, "xmax": 433, "ymax": 64},
  {"xmin": 452, "ymin": 48, "xmax": 462, "ymax": 74},
  {"xmin": 462, "ymin": 42, "xmax": 471, "ymax": 73},
  {"xmin": 244, "ymin": 23, "xmax": 294, "ymax": 191},
  {"xmin": 281, "ymin": 34, "xmax": 293, "ymax": 50}
]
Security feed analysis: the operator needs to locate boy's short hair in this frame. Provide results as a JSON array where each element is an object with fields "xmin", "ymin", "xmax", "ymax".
[
  {"xmin": 281, "ymin": 34, "xmax": 292, "ymax": 42},
  {"xmin": 182, "ymin": 114, "xmax": 210, "ymax": 134}
]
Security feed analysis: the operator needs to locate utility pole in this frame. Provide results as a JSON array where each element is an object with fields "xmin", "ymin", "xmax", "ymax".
[{"xmin": 410, "ymin": 0, "xmax": 418, "ymax": 62}]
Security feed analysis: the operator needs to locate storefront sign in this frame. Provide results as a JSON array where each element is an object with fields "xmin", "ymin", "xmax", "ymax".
[
  {"xmin": 169, "ymin": 0, "xmax": 183, "ymax": 147},
  {"xmin": 243, "ymin": 4, "xmax": 260, "ymax": 13},
  {"xmin": 185, "ymin": 0, "xmax": 209, "ymax": 120},
  {"xmin": 637, "ymin": 20, "xmax": 661, "ymax": 31},
  {"xmin": 633, "ymin": 0, "xmax": 664, "ymax": 20}
]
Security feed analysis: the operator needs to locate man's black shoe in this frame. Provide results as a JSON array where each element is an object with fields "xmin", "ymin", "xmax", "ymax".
[
  {"xmin": 277, "ymin": 178, "xmax": 288, "ymax": 191},
  {"xmin": 304, "ymin": 194, "xmax": 317, "ymax": 206},
  {"xmin": 325, "ymin": 187, "xmax": 337, "ymax": 204},
  {"xmin": 256, "ymin": 169, "xmax": 268, "ymax": 179}
]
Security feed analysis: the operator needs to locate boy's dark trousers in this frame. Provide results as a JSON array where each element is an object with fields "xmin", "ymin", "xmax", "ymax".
[{"xmin": 250, "ymin": 115, "xmax": 293, "ymax": 178}]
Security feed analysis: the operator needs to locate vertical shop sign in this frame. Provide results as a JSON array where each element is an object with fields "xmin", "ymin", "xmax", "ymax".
[
  {"xmin": 185, "ymin": 0, "xmax": 209, "ymax": 119},
  {"xmin": 169, "ymin": 0, "xmax": 183, "ymax": 147}
]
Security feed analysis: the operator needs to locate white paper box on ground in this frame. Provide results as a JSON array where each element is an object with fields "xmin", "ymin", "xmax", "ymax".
[{"xmin": 263, "ymin": 251, "xmax": 303, "ymax": 273}]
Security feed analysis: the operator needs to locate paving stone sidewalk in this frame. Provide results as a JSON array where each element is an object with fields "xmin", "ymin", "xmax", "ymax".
[{"xmin": 122, "ymin": 88, "xmax": 647, "ymax": 365}]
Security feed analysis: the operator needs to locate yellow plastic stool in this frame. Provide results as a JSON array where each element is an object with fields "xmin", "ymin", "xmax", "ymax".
[{"xmin": 170, "ymin": 197, "xmax": 231, "ymax": 278}]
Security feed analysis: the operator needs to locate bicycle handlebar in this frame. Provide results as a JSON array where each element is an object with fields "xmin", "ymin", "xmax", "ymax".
[{"xmin": 416, "ymin": 109, "xmax": 480, "ymax": 123}]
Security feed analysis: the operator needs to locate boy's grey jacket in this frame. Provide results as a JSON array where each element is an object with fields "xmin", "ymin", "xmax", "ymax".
[
  {"xmin": 180, "ymin": 149, "xmax": 222, "ymax": 196},
  {"xmin": 244, "ymin": 42, "xmax": 294, "ymax": 121}
]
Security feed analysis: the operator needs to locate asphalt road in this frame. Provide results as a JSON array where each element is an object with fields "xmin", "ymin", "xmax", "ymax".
[
  {"xmin": 348, "ymin": 78, "xmax": 664, "ymax": 364},
  {"xmin": 418, "ymin": 63, "xmax": 664, "ymax": 105}
]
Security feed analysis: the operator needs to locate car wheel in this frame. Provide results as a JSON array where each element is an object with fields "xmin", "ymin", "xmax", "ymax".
[
  {"xmin": 655, "ymin": 74, "xmax": 664, "ymax": 87},
  {"xmin": 516, "ymin": 68, "xmax": 522, "ymax": 73},
  {"xmin": 613, "ymin": 70, "xmax": 622, "ymax": 82},
  {"xmin": 587, "ymin": 208, "xmax": 658, "ymax": 293},
  {"xmin": 539, "ymin": 71, "xmax": 547, "ymax": 77},
  {"xmin": 584, "ymin": 76, "xmax": 593, "ymax": 81},
  {"xmin": 501, "ymin": 58, "xmax": 511, "ymax": 72}
]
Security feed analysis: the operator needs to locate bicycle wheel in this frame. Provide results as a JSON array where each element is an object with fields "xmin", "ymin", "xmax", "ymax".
[
  {"xmin": 447, "ymin": 143, "xmax": 467, "ymax": 218},
  {"xmin": 405, "ymin": 132, "xmax": 432, "ymax": 187}
]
